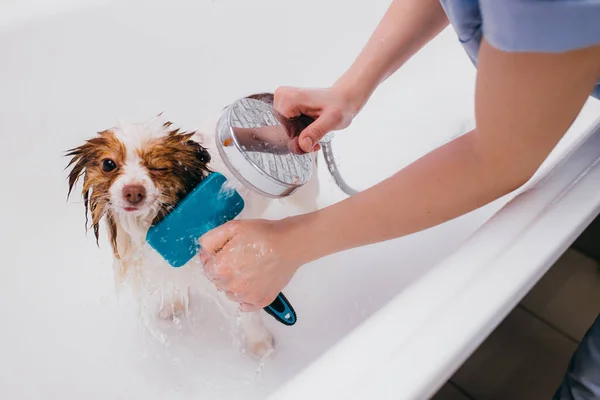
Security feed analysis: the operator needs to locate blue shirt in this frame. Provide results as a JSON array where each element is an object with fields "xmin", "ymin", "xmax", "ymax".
[{"xmin": 439, "ymin": 0, "xmax": 600, "ymax": 99}]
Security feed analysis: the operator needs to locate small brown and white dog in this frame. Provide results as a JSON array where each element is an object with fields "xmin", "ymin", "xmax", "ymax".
[{"xmin": 65, "ymin": 93, "xmax": 320, "ymax": 358}]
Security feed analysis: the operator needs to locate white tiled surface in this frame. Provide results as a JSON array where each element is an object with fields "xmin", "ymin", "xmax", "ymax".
[{"xmin": 432, "ymin": 248, "xmax": 600, "ymax": 400}]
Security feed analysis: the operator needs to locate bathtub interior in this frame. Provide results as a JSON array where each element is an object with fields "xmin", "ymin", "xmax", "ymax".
[{"xmin": 1, "ymin": 1, "xmax": 598, "ymax": 399}]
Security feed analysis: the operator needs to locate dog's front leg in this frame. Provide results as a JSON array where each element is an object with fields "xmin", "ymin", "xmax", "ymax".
[
  {"xmin": 238, "ymin": 311, "xmax": 275, "ymax": 359},
  {"xmin": 210, "ymin": 290, "xmax": 275, "ymax": 359},
  {"xmin": 157, "ymin": 285, "xmax": 190, "ymax": 321}
]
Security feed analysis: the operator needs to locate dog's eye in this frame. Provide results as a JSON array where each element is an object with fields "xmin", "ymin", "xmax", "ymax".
[{"xmin": 101, "ymin": 159, "xmax": 117, "ymax": 173}]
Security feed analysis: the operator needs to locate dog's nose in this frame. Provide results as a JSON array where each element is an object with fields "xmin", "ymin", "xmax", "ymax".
[{"xmin": 122, "ymin": 185, "xmax": 146, "ymax": 205}]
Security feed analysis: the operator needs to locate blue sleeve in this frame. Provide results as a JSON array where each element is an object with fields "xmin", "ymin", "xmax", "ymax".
[{"xmin": 480, "ymin": 0, "xmax": 600, "ymax": 53}]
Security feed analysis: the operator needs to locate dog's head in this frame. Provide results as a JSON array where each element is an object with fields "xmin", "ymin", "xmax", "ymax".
[{"xmin": 65, "ymin": 115, "xmax": 211, "ymax": 257}]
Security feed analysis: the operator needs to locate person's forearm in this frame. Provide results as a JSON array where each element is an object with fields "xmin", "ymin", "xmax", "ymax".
[
  {"xmin": 334, "ymin": 0, "xmax": 449, "ymax": 113},
  {"xmin": 296, "ymin": 37, "xmax": 600, "ymax": 263},
  {"xmin": 291, "ymin": 131, "xmax": 527, "ymax": 263}
]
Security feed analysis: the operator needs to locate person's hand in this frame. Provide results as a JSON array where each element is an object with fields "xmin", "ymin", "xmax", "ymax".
[
  {"xmin": 198, "ymin": 217, "xmax": 308, "ymax": 311},
  {"xmin": 274, "ymin": 86, "xmax": 360, "ymax": 153}
]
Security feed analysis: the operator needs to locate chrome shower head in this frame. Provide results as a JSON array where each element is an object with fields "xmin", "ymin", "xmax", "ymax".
[{"xmin": 215, "ymin": 94, "xmax": 357, "ymax": 198}]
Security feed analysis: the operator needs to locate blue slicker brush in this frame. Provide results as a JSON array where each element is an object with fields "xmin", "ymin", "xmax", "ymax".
[{"xmin": 146, "ymin": 171, "xmax": 297, "ymax": 326}]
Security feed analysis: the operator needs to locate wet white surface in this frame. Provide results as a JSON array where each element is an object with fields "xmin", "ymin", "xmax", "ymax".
[{"xmin": 1, "ymin": 1, "xmax": 599, "ymax": 399}]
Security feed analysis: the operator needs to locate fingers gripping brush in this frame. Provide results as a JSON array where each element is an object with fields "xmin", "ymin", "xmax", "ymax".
[{"xmin": 146, "ymin": 172, "xmax": 297, "ymax": 326}]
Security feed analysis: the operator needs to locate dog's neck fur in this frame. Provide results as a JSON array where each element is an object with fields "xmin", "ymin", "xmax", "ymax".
[{"xmin": 112, "ymin": 211, "xmax": 154, "ymax": 257}]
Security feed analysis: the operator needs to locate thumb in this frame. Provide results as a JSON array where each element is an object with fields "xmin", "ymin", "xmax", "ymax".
[
  {"xmin": 298, "ymin": 113, "xmax": 336, "ymax": 152},
  {"xmin": 198, "ymin": 221, "xmax": 238, "ymax": 256}
]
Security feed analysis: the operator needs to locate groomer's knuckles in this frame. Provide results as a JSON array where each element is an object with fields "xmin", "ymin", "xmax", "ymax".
[
  {"xmin": 273, "ymin": 86, "xmax": 300, "ymax": 118},
  {"xmin": 198, "ymin": 221, "xmax": 238, "ymax": 255}
]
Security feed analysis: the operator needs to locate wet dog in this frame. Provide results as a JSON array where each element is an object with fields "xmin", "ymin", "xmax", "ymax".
[{"xmin": 65, "ymin": 94, "xmax": 319, "ymax": 358}]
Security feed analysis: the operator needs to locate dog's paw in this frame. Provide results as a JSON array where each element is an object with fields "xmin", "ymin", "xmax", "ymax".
[
  {"xmin": 239, "ymin": 315, "xmax": 276, "ymax": 359},
  {"xmin": 245, "ymin": 331, "xmax": 275, "ymax": 360},
  {"xmin": 228, "ymin": 307, "xmax": 276, "ymax": 359},
  {"xmin": 157, "ymin": 297, "xmax": 187, "ymax": 321}
]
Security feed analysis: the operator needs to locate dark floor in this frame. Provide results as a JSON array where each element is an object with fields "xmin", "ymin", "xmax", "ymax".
[{"xmin": 431, "ymin": 216, "xmax": 600, "ymax": 400}]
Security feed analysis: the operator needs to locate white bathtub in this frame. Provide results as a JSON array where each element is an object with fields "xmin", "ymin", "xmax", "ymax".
[{"xmin": 1, "ymin": 1, "xmax": 600, "ymax": 399}]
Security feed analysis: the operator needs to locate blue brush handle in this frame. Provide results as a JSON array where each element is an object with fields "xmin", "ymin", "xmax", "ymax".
[{"xmin": 264, "ymin": 292, "xmax": 296, "ymax": 326}]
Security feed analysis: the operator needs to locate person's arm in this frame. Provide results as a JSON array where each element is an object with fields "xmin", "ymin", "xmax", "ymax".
[
  {"xmin": 333, "ymin": 0, "xmax": 450, "ymax": 114},
  {"xmin": 199, "ymin": 39, "xmax": 600, "ymax": 311},
  {"xmin": 274, "ymin": 0, "xmax": 449, "ymax": 152},
  {"xmin": 289, "ymin": 40, "xmax": 600, "ymax": 265}
]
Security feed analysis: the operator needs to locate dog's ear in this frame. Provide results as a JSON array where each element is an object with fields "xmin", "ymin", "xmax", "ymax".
[
  {"xmin": 65, "ymin": 142, "xmax": 94, "ymax": 232},
  {"xmin": 65, "ymin": 140, "xmax": 122, "ymax": 256},
  {"xmin": 65, "ymin": 144, "xmax": 89, "ymax": 200},
  {"xmin": 147, "ymin": 129, "xmax": 213, "ymax": 214},
  {"xmin": 64, "ymin": 133, "xmax": 116, "ymax": 239},
  {"xmin": 166, "ymin": 129, "xmax": 211, "ymax": 167},
  {"xmin": 186, "ymin": 136, "xmax": 211, "ymax": 165}
]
